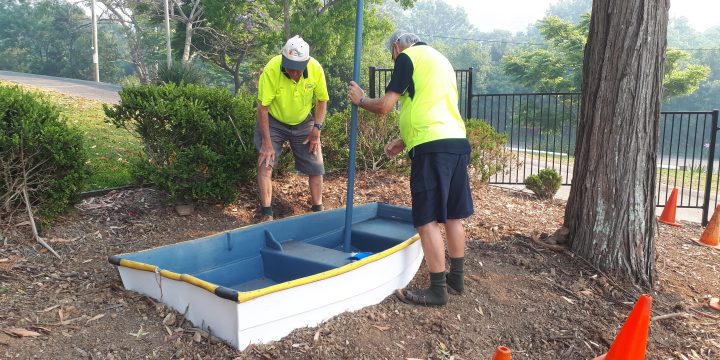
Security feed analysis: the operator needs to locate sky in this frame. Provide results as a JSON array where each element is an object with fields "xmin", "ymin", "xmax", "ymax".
[{"xmin": 442, "ymin": 0, "xmax": 719, "ymax": 33}]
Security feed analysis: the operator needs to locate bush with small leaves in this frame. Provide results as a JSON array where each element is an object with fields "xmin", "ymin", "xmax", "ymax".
[
  {"xmin": 104, "ymin": 83, "xmax": 256, "ymax": 204},
  {"xmin": 524, "ymin": 168, "xmax": 562, "ymax": 199},
  {"xmin": 316, "ymin": 109, "xmax": 408, "ymax": 173},
  {"xmin": 0, "ymin": 85, "xmax": 89, "ymax": 221},
  {"xmin": 465, "ymin": 119, "xmax": 517, "ymax": 183}
]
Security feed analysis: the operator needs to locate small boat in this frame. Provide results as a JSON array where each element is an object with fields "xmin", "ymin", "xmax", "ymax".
[{"xmin": 109, "ymin": 202, "xmax": 422, "ymax": 349}]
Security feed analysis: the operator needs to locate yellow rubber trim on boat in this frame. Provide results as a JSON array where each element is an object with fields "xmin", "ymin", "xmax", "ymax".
[
  {"xmin": 119, "ymin": 259, "xmax": 158, "ymax": 272},
  {"xmin": 180, "ymin": 274, "xmax": 219, "ymax": 293},
  {"xmin": 236, "ymin": 234, "xmax": 421, "ymax": 303},
  {"xmin": 117, "ymin": 259, "xmax": 181, "ymax": 280},
  {"xmin": 114, "ymin": 231, "xmax": 420, "ymax": 303},
  {"xmin": 160, "ymin": 269, "xmax": 182, "ymax": 280}
]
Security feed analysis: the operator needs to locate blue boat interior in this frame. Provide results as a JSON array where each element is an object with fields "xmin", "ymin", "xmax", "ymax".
[{"xmin": 115, "ymin": 203, "xmax": 417, "ymax": 292}]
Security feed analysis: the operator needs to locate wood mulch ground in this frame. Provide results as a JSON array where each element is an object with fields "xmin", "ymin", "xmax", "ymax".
[{"xmin": 1, "ymin": 171, "xmax": 718, "ymax": 359}]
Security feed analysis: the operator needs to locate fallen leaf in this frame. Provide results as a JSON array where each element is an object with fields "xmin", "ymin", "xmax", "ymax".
[
  {"xmin": 162, "ymin": 313, "xmax": 176, "ymax": 326},
  {"xmin": 313, "ymin": 329, "xmax": 320, "ymax": 342},
  {"xmin": 86, "ymin": 313, "xmax": 105, "ymax": 324},
  {"xmin": 4, "ymin": 328, "xmax": 41, "ymax": 337},
  {"xmin": 561, "ymin": 296, "xmax": 575, "ymax": 304},
  {"xmin": 47, "ymin": 237, "xmax": 79, "ymax": 243},
  {"xmin": 372, "ymin": 324, "xmax": 390, "ymax": 331},
  {"xmin": 39, "ymin": 305, "xmax": 60, "ymax": 313},
  {"xmin": 128, "ymin": 326, "xmax": 148, "ymax": 338}
]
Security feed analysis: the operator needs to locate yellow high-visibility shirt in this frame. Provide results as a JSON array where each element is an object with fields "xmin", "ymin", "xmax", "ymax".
[
  {"xmin": 257, "ymin": 55, "xmax": 329, "ymax": 125},
  {"xmin": 398, "ymin": 46, "xmax": 466, "ymax": 151}
]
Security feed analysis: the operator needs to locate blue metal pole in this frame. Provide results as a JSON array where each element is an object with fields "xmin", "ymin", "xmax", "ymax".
[{"xmin": 343, "ymin": 0, "xmax": 364, "ymax": 252}]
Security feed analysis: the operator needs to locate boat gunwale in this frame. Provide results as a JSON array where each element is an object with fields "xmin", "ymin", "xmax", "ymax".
[
  {"xmin": 109, "ymin": 203, "xmax": 420, "ymax": 303},
  {"xmin": 111, "ymin": 234, "xmax": 420, "ymax": 303}
]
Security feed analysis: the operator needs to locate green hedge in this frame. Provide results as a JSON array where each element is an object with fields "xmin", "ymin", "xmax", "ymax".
[
  {"xmin": 466, "ymin": 119, "xmax": 515, "ymax": 183},
  {"xmin": 104, "ymin": 84, "xmax": 256, "ymax": 203},
  {"xmin": 0, "ymin": 85, "xmax": 88, "ymax": 220}
]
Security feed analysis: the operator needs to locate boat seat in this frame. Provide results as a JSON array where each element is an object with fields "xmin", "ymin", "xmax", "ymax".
[
  {"xmin": 261, "ymin": 241, "xmax": 351, "ymax": 283},
  {"xmin": 350, "ymin": 218, "xmax": 416, "ymax": 253}
]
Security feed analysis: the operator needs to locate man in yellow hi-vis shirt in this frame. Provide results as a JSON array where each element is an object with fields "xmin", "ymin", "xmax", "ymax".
[
  {"xmin": 347, "ymin": 32, "xmax": 474, "ymax": 307},
  {"xmin": 254, "ymin": 35, "xmax": 329, "ymax": 221}
]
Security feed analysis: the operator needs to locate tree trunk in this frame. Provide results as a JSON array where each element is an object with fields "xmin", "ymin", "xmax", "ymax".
[
  {"xmin": 564, "ymin": 0, "xmax": 668, "ymax": 287},
  {"xmin": 182, "ymin": 22, "xmax": 193, "ymax": 63},
  {"xmin": 284, "ymin": 0, "xmax": 290, "ymax": 40}
]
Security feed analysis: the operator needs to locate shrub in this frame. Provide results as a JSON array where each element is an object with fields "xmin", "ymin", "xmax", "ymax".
[
  {"xmin": 322, "ymin": 109, "xmax": 408, "ymax": 172},
  {"xmin": 0, "ymin": 85, "xmax": 89, "ymax": 221},
  {"xmin": 156, "ymin": 61, "xmax": 205, "ymax": 86},
  {"xmin": 465, "ymin": 119, "xmax": 516, "ymax": 183},
  {"xmin": 524, "ymin": 168, "xmax": 562, "ymax": 199},
  {"xmin": 104, "ymin": 83, "xmax": 256, "ymax": 204}
]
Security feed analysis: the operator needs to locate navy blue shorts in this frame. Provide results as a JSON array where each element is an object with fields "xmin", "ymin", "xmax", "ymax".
[{"xmin": 409, "ymin": 152, "xmax": 474, "ymax": 227}]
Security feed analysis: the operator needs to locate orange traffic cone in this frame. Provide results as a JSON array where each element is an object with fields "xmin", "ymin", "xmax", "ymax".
[
  {"xmin": 593, "ymin": 294, "xmax": 652, "ymax": 360},
  {"xmin": 658, "ymin": 187, "xmax": 681, "ymax": 226},
  {"xmin": 491, "ymin": 346, "xmax": 510, "ymax": 360},
  {"xmin": 694, "ymin": 205, "xmax": 720, "ymax": 250}
]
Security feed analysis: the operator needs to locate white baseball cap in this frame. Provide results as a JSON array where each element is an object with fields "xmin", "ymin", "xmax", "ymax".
[{"xmin": 282, "ymin": 35, "xmax": 310, "ymax": 70}]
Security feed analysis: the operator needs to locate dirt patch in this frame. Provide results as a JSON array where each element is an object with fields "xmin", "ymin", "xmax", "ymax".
[{"xmin": 1, "ymin": 171, "xmax": 718, "ymax": 359}]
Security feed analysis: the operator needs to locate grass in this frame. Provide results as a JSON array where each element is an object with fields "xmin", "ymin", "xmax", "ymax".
[
  {"xmin": 657, "ymin": 168, "xmax": 718, "ymax": 194},
  {"xmin": 1, "ymin": 80, "xmax": 142, "ymax": 191}
]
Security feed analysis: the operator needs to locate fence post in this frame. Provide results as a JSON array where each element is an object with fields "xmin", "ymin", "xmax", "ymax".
[
  {"xmin": 368, "ymin": 66, "xmax": 376, "ymax": 99},
  {"xmin": 702, "ymin": 109, "xmax": 719, "ymax": 226},
  {"xmin": 465, "ymin": 67, "xmax": 473, "ymax": 120}
]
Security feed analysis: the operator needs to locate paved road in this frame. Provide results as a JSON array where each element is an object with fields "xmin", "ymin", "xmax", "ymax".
[{"xmin": 0, "ymin": 70, "xmax": 120, "ymax": 104}]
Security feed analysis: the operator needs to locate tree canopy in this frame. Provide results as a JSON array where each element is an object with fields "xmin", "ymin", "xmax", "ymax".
[
  {"xmin": 0, "ymin": 0, "xmax": 126, "ymax": 82},
  {"xmin": 501, "ymin": 14, "xmax": 710, "ymax": 101}
]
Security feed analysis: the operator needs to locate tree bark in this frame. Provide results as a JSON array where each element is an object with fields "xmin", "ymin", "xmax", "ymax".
[
  {"xmin": 284, "ymin": 0, "xmax": 290, "ymax": 40},
  {"xmin": 564, "ymin": 0, "xmax": 668, "ymax": 287},
  {"xmin": 183, "ymin": 22, "xmax": 193, "ymax": 63}
]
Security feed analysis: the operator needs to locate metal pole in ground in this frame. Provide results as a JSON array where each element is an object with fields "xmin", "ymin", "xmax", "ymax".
[
  {"xmin": 343, "ymin": 0, "xmax": 364, "ymax": 252},
  {"xmin": 91, "ymin": 0, "xmax": 100, "ymax": 82},
  {"xmin": 702, "ymin": 109, "xmax": 719, "ymax": 226}
]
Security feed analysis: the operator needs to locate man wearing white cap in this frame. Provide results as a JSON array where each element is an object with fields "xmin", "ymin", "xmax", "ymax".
[{"xmin": 254, "ymin": 35, "xmax": 329, "ymax": 221}]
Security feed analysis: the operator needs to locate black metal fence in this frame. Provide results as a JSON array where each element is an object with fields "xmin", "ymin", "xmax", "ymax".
[
  {"xmin": 657, "ymin": 111, "xmax": 719, "ymax": 225},
  {"xmin": 369, "ymin": 67, "xmax": 720, "ymax": 224},
  {"xmin": 471, "ymin": 93, "xmax": 581, "ymax": 186}
]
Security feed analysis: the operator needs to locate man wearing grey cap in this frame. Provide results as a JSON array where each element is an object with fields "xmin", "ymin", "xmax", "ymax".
[
  {"xmin": 254, "ymin": 35, "xmax": 329, "ymax": 221},
  {"xmin": 347, "ymin": 32, "xmax": 473, "ymax": 306}
]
